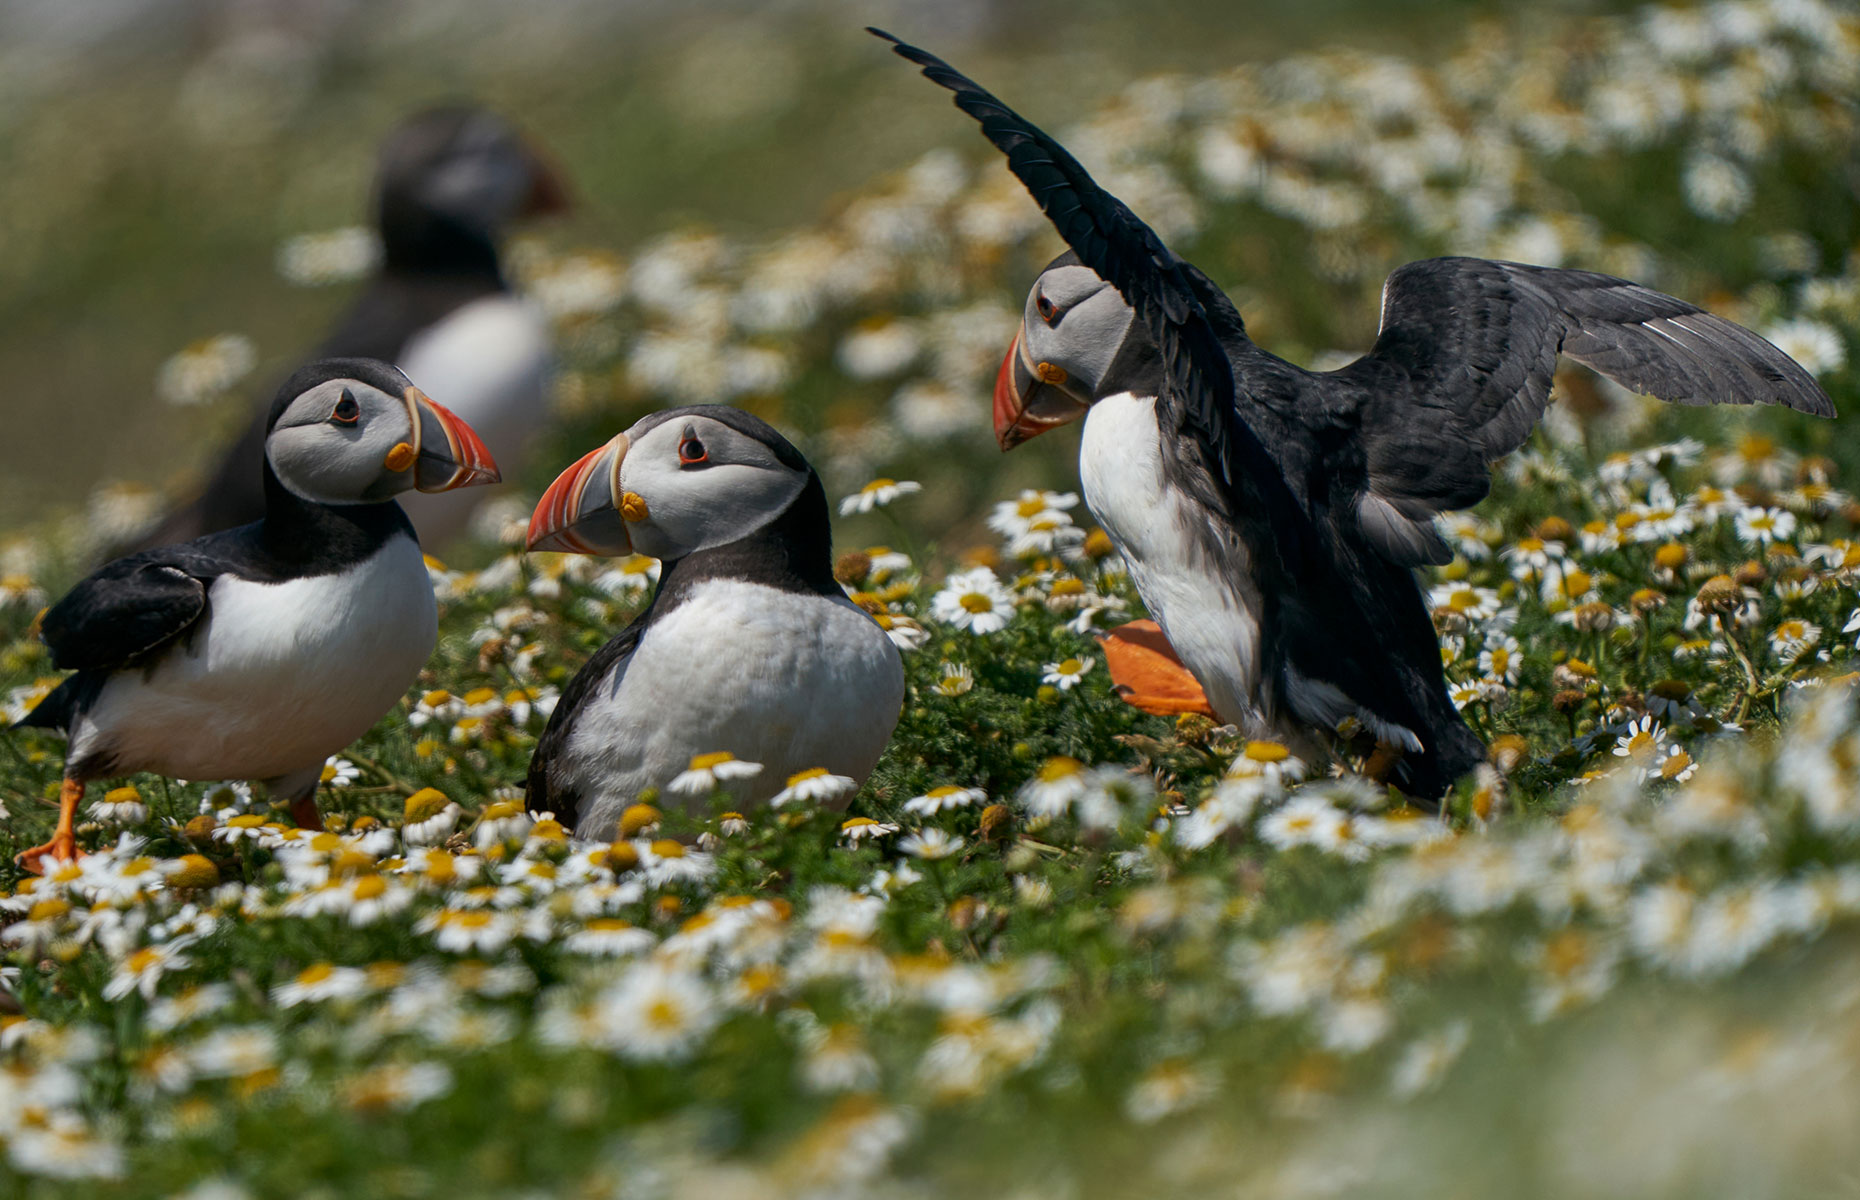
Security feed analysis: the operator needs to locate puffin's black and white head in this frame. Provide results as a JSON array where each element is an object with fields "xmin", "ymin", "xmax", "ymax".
[
  {"xmin": 265, "ymin": 358, "xmax": 501, "ymax": 505},
  {"xmin": 526, "ymin": 407, "xmax": 813, "ymax": 559},
  {"xmin": 376, "ymin": 106, "xmax": 569, "ymax": 264},
  {"xmin": 994, "ymin": 250, "xmax": 1155, "ymax": 450}
]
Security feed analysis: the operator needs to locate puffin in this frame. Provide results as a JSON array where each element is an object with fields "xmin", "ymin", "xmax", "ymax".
[
  {"xmin": 524, "ymin": 406, "xmax": 905, "ymax": 839},
  {"xmin": 12, "ymin": 358, "xmax": 499, "ymax": 870},
  {"xmin": 131, "ymin": 105, "xmax": 564, "ymax": 554},
  {"xmin": 875, "ymin": 30, "xmax": 1837, "ymax": 799}
]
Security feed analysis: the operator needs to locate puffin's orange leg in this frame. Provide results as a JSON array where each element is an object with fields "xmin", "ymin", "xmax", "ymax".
[
  {"xmin": 1363, "ymin": 742, "xmax": 1407, "ymax": 784},
  {"xmin": 1098, "ymin": 620, "xmax": 1217, "ymax": 718},
  {"xmin": 287, "ymin": 792, "xmax": 324, "ymax": 832},
  {"xmin": 15, "ymin": 778, "xmax": 86, "ymax": 875}
]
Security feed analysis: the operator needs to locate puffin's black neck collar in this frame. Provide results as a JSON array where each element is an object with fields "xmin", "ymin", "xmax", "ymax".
[
  {"xmin": 377, "ymin": 198, "xmax": 506, "ymax": 284},
  {"xmin": 1100, "ymin": 319, "xmax": 1167, "ymax": 399},
  {"xmin": 653, "ymin": 472, "xmax": 842, "ymax": 607},
  {"xmin": 255, "ymin": 460, "xmax": 414, "ymax": 574}
]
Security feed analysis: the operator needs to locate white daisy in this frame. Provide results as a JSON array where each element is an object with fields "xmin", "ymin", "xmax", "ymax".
[
  {"xmin": 1477, "ymin": 636, "xmax": 1523, "ymax": 686},
  {"xmin": 871, "ymin": 612, "xmax": 929, "ymax": 651},
  {"xmin": 935, "ymin": 662, "xmax": 976, "ymax": 696},
  {"xmin": 930, "ymin": 567, "xmax": 1016, "ymax": 635},
  {"xmin": 156, "ymin": 334, "xmax": 257, "ymax": 406},
  {"xmin": 771, "ymin": 768, "xmax": 858, "ymax": 808},
  {"xmin": 592, "ymin": 555, "xmax": 661, "ymax": 596},
  {"xmin": 838, "ymin": 478, "xmax": 923, "ymax": 516},
  {"xmin": 1258, "ymin": 795, "xmax": 1349, "ymax": 855},
  {"xmin": 668, "ymin": 752, "xmax": 765, "ymax": 797},
  {"xmin": 987, "ymin": 490, "xmax": 1080, "ymax": 539},
  {"xmin": 839, "ymin": 817, "xmax": 899, "ymax": 843},
  {"xmin": 1770, "ymin": 618, "xmax": 1821, "ymax": 662},
  {"xmin": 1612, "ymin": 715, "xmax": 1670, "ymax": 765},
  {"xmin": 102, "ymin": 938, "xmax": 198, "ymax": 1002},
  {"xmin": 89, "ymin": 786, "xmax": 148, "ymax": 827},
  {"xmin": 589, "ymin": 962, "xmax": 723, "ymax": 1061},
  {"xmin": 1734, "ymin": 506, "xmax": 1796, "ymax": 546},
  {"xmin": 1041, "ymin": 656, "xmax": 1094, "ymax": 690},
  {"xmin": 1019, "ymin": 757, "xmax": 1090, "ymax": 819},
  {"xmin": 565, "ymin": 918, "xmax": 657, "ymax": 958},
  {"xmin": 1761, "ymin": 317, "xmax": 1845, "ymax": 376},
  {"xmin": 898, "ymin": 828, "xmax": 965, "ymax": 860},
  {"xmin": 903, "ymin": 785, "xmax": 986, "ymax": 816},
  {"xmin": 1226, "ymin": 741, "xmax": 1308, "ymax": 787}
]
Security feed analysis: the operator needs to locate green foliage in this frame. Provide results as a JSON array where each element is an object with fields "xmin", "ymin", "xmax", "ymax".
[{"xmin": 3, "ymin": 1, "xmax": 1860, "ymax": 1196}]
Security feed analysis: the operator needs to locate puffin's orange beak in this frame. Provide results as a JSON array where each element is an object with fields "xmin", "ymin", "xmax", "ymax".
[
  {"xmin": 993, "ymin": 325, "xmax": 1088, "ymax": 451},
  {"xmin": 527, "ymin": 434, "xmax": 633, "ymax": 556},
  {"xmin": 407, "ymin": 387, "xmax": 500, "ymax": 492},
  {"xmin": 521, "ymin": 139, "xmax": 573, "ymax": 218}
]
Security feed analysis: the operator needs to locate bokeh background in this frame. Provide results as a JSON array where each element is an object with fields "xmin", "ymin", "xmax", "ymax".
[
  {"xmin": 5, "ymin": 3, "xmax": 1860, "ymax": 1197},
  {"xmin": 1, "ymin": 0, "xmax": 1684, "ymax": 551}
]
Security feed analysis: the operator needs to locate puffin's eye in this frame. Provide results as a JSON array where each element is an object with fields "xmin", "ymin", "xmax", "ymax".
[
  {"xmin": 1036, "ymin": 292, "xmax": 1057, "ymax": 324},
  {"xmin": 678, "ymin": 435, "xmax": 709, "ymax": 466},
  {"xmin": 330, "ymin": 392, "xmax": 361, "ymax": 425}
]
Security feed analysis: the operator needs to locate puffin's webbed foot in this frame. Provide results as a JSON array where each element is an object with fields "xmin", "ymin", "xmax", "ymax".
[
  {"xmin": 1098, "ymin": 620, "xmax": 1216, "ymax": 718},
  {"xmin": 1363, "ymin": 742, "xmax": 1407, "ymax": 785}
]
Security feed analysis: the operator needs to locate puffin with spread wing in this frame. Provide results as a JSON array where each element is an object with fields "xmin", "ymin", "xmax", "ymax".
[{"xmin": 874, "ymin": 30, "xmax": 1836, "ymax": 798}]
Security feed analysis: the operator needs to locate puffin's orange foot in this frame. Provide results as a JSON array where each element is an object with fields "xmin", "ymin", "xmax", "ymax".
[
  {"xmin": 288, "ymin": 795, "xmax": 325, "ymax": 832},
  {"xmin": 1098, "ymin": 619, "xmax": 1217, "ymax": 718},
  {"xmin": 14, "ymin": 832, "xmax": 83, "ymax": 876},
  {"xmin": 1363, "ymin": 742, "xmax": 1407, "ymax": 785}
]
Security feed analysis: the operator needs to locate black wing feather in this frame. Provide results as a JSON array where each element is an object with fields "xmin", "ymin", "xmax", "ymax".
[
  {"xmin": 39, "ymin": 555, "xmax": 212, "ymax": 672},
  {"xmin": 871, "ymin": 29, "xmax": 1305, "ymax": 553},
  {"xmin": 1336, "ymin": 257, "xmax": 1836, "ymax": 566},
  {"xmin": 525, "ymin": 620, "xmax": 647, "ymax": 832}
]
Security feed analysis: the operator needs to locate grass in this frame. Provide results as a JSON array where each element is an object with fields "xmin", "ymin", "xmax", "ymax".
[{"xmin": 3, "ymin": 0, "xmax": 1860, "ymax": 1195}]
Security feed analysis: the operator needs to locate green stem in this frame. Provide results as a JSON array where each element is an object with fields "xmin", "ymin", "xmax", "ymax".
[
  {"xmin": 1717, "ymin": 614, "xmax": 1761, "ymax": 724},
  {"xmin": 342, "ymin": 751, "xmax": 420, "ymax": 798}
]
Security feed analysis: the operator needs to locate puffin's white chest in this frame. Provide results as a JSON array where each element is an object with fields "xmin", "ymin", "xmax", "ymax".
[
  {"xmin": 557, "ymin": 580, "xmax": 905, "ymax": 835},
  {"xmin": 76, "ymin": 534, "xmax": 437, "ymax": 784},
  {"xmin": 1078, "ymin": 392, "xmax": 1264, "ymax": 727},
  {"xmin": 395, "ymin": 294, "xmax": 552, "ymax": 546}
]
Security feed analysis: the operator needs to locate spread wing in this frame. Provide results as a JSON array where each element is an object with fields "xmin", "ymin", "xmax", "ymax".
[
  {"xmin": 525, "ymin": 620, "xmax": 646, "ymax": 832},
  {"xmin": 1334, "ymin": 257, "xmax": 1837, "ymax": 565},
  {"xmin": 872, "ymin": 29, "xmax": 1308, "ymax": 556},
  {"xmin": 39, "ymin": 554, "xmax": 212, "ymax": 672}
]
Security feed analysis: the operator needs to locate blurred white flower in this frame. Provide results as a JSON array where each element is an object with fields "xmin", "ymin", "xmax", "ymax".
[
  {"xmin": 837, "ymin": 319, "xmax": 921, "ymax": 379},
  {"xmin": 1762, "ymin": 317, "xmax": 1846, "ymax": 376},
  {"xmin": 839, "ymin": 478, "xmax": 922, "ymax": 516},
  {"xmin": 275, "ymin": 226, "xmax": 381, "ymax": 286},
  {"xmin": 1681, "ymin": 152, "xmax": 1753, "ymax": 221},
  {"xmin": 157, "ymin": 334, "xmax": 256, "ymax": 406}
]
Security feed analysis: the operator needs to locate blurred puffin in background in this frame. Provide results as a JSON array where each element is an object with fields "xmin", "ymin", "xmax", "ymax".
[
  {"xmin": 876, "ymin": 30, "xmax": 1836, "ymax": 800},
  {"xmin": 129, "ymin": 105, "xmax": 567, "ymax": 555},
  {"xmin": 13, "ymin": 358, "xmax": 499, "ymax": 871}
]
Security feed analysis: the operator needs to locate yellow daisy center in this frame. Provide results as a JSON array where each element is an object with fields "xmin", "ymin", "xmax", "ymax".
[
  {"xmin": 1245, "ymin": 741, "xmax": 1291, "ymax": 763},
  {"xmin": 1038, "ymin": 756, "xmax": 1084, "ymax": 782}
]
